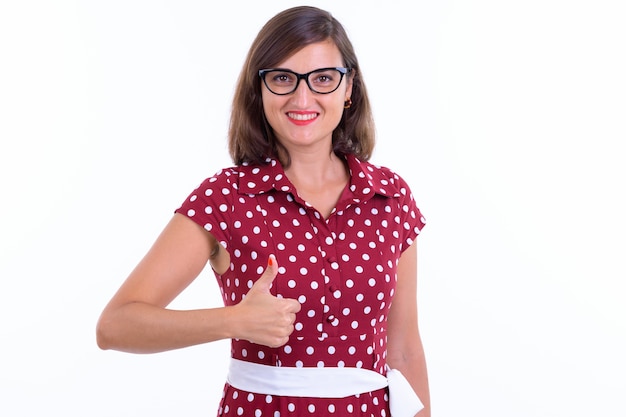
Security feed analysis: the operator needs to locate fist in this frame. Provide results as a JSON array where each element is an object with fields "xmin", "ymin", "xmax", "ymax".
[{"xmin": 233, "ymin": 255, "xmax": 301, "ymax": 347}]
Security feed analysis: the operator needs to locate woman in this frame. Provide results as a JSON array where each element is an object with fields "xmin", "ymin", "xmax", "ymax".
[{"xmin": 97, "ymin": 6, "xmax": 430, "ymax": 416}]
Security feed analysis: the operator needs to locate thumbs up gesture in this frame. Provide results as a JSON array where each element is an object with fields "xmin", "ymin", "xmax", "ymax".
[{"xmin": 231, "ymin": 255, "xmax": 302, "ymax": 348}]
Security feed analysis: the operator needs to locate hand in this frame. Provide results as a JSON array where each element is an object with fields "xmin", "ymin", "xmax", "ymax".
[{"xmin": 232, "ymin": 255, "xmax": 301, "ymax": 348}]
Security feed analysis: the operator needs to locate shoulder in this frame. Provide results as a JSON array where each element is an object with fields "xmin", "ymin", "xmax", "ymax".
[
  {"xmin": 188, "ymin": 166, "xmax": 241, "ymax": 197},
  {"xmin": 349, "ymin": 156, "xmax": 414, "ymax": 198},
  {"xmin": 200, "ymin": 166, "xmax": 240, "ymax": 185}
]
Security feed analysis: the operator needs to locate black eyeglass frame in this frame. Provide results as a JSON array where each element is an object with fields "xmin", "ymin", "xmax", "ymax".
[{"xmin": 258, "ymin": 67, "xmax": 352, "ymax": 95}]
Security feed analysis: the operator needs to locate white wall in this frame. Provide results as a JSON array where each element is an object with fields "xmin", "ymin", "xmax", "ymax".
[{"xmin": 1, "ymin": 1, "xmax": 624, "ymax": 416}]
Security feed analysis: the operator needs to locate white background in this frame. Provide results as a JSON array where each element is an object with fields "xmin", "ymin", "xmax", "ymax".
[{"xmin": 1, "ymin": 0, "xmax": 625, "ymax": 416}]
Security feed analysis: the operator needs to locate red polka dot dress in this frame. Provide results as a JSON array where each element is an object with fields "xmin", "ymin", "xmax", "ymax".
[{"xmin": 176, "ymin": 154, "xmax": 426, "ymax": 416}]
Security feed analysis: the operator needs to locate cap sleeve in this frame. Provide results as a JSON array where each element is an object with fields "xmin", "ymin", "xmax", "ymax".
[
  {"xmin": 174, "ymin": 168, "xmax": 238, "ymax": 250},
  {"xmin": 394, "ymin": 172, "xmax": 426, "ymax": 253}
]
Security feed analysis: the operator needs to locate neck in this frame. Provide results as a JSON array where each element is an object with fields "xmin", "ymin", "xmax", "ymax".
[
  {"xmin": 281, "ymin": 149, "xmax": 350, "ymax": 220},
  {"xmin": 284, "ymin": 149, "xmax": 347, "ymax": 187}
]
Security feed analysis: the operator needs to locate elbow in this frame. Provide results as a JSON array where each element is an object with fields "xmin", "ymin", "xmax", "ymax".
[{"xmin": 95, "ymin": 314, "xmax": 114, "ymax": 350}]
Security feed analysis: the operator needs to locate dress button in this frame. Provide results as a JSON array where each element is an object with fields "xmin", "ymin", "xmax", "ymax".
[{"xmin": 326, "ymin": 315, "xmax": 335, "ymax": 323}]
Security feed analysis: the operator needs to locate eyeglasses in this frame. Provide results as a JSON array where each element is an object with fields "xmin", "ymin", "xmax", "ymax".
[{"xmin": 259, "ymin": 67, "xmax": 352, "ymax": 95}]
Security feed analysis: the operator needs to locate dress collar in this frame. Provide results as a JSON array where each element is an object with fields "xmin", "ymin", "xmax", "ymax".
[{"xmin": 237, "ymin": 154, "xmax": 402, "ymax": 201}]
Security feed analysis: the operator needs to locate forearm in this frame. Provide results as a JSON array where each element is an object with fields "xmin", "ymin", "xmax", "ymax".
[
  {"xmin": 387, "ymin": 340, "xmax": 431, "ymax": 417},
  {"xmin": 96, "ymin": 302, "xmax": 236, "ymax": 354}
]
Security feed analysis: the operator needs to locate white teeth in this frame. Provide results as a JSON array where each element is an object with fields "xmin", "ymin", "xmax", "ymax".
[{"xmin": 287, "ymin": 112, "xmax": 317, "ymax": 121}]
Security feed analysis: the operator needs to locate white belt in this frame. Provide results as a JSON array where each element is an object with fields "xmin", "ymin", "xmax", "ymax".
[{"xmin": 227, "ymin": 358, "xmax": 423, "ymax": 417}]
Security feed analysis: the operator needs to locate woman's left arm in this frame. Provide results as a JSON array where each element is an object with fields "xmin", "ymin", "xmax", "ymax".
[{"xmin": 386, "ymin": 240, "xmax": 431, "ymax": 416}]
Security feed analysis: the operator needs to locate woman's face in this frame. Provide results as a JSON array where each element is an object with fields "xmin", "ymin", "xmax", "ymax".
[{"xmin": 261, "ymin": 40, "xmax": 353, "ymax": 152}]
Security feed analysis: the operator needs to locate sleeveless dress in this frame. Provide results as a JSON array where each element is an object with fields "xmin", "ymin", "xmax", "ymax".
[{"xmin": 175, "ymin": 154, "xmax": 426, "ymax": 416}]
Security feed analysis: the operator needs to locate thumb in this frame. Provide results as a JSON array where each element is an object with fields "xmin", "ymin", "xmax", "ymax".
[{"xmin": 251, "ymin": 254, "xmax": 279, "ymax": 293}]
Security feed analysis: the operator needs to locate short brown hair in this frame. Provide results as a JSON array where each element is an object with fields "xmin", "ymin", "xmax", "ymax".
[{"xmin": 228, "ymin": 6, "xmax": 375, "ymax": 166}]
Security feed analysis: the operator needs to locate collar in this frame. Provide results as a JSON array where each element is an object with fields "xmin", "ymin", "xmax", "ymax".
[{"xmin": 237, "ymin": 154, "xmax": 402, "ymax": 202}]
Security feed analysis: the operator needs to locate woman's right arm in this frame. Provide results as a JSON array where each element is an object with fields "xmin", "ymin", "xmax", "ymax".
[{"xmin": 96, "ymin": 213, "xmax": 300, "ymax": 353}]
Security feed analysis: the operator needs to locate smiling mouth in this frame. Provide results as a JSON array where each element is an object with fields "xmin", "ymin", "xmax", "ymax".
[{"xmin": 287, "ymin": 112, "xmax": 318, "ymax": 121}]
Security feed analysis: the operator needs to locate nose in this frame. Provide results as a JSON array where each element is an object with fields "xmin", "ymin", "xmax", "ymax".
[{"xmin": 291, "ymin": 77, "xmax": 315, "ymax": 105}]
